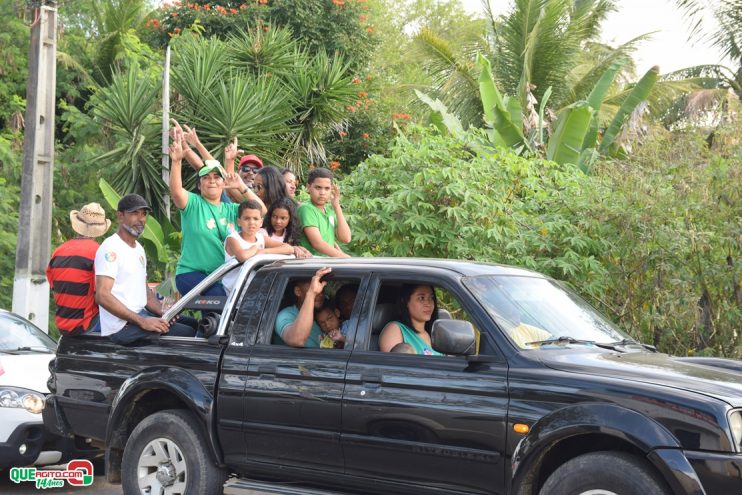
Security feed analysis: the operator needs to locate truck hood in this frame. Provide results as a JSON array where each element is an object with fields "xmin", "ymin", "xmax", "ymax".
[
  {"xmin": 540, "ymin": 350, "xmax": 742, "ymax": 406},
  {"xmin": 0, "ymin": 353, "xmax": 54, "ymax": 394}
]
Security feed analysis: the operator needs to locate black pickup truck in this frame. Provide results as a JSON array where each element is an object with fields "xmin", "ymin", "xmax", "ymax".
[{"xmin": 43, "ymin": 255, "xmax": 742, "ymax": 495}]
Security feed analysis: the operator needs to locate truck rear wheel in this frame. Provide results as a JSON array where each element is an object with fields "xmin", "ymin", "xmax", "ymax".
[
  {"xmin": 121, "ymin": 409, "xmax": 227, "ymax": 495},
  {"xmin": 539, "ymin": 451, "xmax": 670, "ymax": 495}
]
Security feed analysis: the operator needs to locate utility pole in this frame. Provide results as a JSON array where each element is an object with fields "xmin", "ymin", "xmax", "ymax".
[
  {"xmin": 13, "ymin": 0, "xmax": 57, "ymax": 332},
  {"xmin": 162, "ymin": 45, "xmax": 171, "ymax": 219}
]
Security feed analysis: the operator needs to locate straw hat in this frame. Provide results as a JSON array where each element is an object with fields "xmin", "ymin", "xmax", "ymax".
[{"xmin": 69, "ymin": 202, "xmax": 111, "ymax": 238}]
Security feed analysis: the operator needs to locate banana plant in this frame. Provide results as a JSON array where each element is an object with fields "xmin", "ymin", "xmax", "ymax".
[
  {"xmin": 599, "ymin": 66, "xmax": 660, "ymax": 154},
  {"xmin": 546, "ymin": 101, "xmax": 594, "ymax": 166},
  {"xmin": 477, "ymin": 54, "xmax": 530, "ymax": 152}
]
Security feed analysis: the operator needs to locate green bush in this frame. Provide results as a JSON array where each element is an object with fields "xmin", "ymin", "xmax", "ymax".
[{"xmin": 342, "ymin": 125, "xmax": 741, "ymax": 358}]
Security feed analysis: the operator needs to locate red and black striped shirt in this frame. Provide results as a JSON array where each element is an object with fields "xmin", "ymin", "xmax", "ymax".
[{"xmin": 46, "ymin": 238, "xmax": 99, "ymax": 334}]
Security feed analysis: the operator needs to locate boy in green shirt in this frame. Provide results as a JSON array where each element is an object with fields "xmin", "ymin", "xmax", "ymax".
[{"xmin": 297, "ymin": 168, "xmax": 351, "ymax": 257}]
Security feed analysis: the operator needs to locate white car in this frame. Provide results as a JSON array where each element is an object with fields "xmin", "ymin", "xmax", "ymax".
[{"xmin": 0, "ymin": 309, "xmax": 65, "ymax": 469}]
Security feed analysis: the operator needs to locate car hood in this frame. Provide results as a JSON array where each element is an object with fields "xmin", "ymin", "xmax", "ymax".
[
  {"xmin": 540, "ymin": 350, "xmax": 742, "ymax": 406},
  {"xmin": 0, "ymin": 353, "xmax": 54, "ymax": 394}
]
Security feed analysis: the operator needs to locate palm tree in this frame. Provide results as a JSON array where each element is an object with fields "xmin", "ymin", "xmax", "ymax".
[{"xmin": 674, "ymin": 0, "xmax": 742, "ymax": 95}]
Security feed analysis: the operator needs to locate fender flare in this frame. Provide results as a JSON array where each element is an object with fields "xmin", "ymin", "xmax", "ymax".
[
  {"xmin": 511, "ymin": 403, "xmax": 680, "ymax": 492},
  {"xmin": 105, "ymin": 366, "xmax": 221, "ymax": 464}
]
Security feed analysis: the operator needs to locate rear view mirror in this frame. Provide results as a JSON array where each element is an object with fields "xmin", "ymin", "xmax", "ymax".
[{"xmin": 431, "ymin": 320, "xmax": 477, "ymax": 356}]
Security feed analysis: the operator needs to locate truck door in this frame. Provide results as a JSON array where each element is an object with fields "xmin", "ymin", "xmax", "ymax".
[
  {"xmin": 240, "ymin": 267, "xmax": 369, "ymax": 477},
  {"xmin": 217, "ymin": 269, "xmax": 275, "ymax": 470},
  {"xmin": 342, "ymin": 270, "xmax": 510, "ymax": 495}
]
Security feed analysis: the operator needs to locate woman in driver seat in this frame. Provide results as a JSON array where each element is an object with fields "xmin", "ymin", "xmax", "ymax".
[{"xmin": 379, "ymin": 284, "xmax": 444, "ymax": 356}]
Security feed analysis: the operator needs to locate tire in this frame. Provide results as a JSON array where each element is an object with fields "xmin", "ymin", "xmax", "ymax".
[
  {"xmin": 539, "ymin": 451, "xmax": 670, "ymax": 495},
  {"xmin": 121, "ymin": 409, "xmax": 227, "ymax": 495}
]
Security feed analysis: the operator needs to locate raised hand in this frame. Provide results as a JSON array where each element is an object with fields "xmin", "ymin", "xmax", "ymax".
[
  {"xmin": 224, "ymin": 137, "xmax": 238, "ymax": 163},
  {"xmin": 223, "ymin": 172, "xmax": 246, "ymax": 190},
  {"xmin": 182, "ymin": 124, "xmax": 200, "ymax": 146},
  {"xmin": 331, "ymin": 183, "xmax": 341, "ymax": 206},
  {"xmin": 169, "ymin": 128, "xmax": 185, "ymax": 161},
  {"xmin": 309, "ymin": 267, "xmax": 331, "ymax": 297}
]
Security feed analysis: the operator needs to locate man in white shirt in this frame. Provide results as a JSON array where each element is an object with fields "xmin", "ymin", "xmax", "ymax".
[{"xmin": 94, "ymin": 194, "xmax": 196, "ymax": 345}]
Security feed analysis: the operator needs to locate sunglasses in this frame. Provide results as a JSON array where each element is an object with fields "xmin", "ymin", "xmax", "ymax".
[{"xmin": 240, "ymin": 166, "xmax": 259, "ymax": 173}]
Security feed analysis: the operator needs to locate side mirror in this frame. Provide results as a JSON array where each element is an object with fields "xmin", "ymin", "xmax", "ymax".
[{"xmin": 431, "ymin": 319, "xmax": 477, "ymax": 356}]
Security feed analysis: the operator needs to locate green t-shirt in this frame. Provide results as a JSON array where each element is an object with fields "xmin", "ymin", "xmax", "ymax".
[
  {"xmin": 176, "ymin": 192, "xmax": 239, "ymax": 276},
  {"xmin": 298, "ymin": 202, "xmax": 337, "ymax": 256},
  {"xmin": 273, "ymin": 305, "xmax": 322, "ymax": 348}
]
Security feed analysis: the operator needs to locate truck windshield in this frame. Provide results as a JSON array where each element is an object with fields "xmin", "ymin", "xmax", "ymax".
[{"xmin": 463, "ymin": 275, "xmax": 630, "ymax": 349}]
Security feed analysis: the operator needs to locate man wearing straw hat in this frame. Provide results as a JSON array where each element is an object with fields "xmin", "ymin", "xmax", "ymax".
[{"xmin": 46, "ymin": 202, "xmax": 111, "ymax": 335}]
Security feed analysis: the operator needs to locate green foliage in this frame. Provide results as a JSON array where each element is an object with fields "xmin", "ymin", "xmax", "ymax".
[
  {"xmin": 152, "ymin": 0, "xmax": 377, "ymax": 72},
  {"xmin": 89, "ymin": 66, "xmax": 166, "ymax": 217},
  {"xmin": 599, "ymin": 65, "xmax": 659, "ymax": 154},
  {"xmin": 546, "ymin": 101, "xmax": 593, "ymax": 166},
  {"xmin": 589, "ymin": 125, "xmax": 741, "ymax": 357},
  {"xmin": 0, "ymin": 176, "xmax": 19, "ymax": 309},
  {"xmin": 343, "ymin": 124, "xmax": 741, "ymax": 358},
  {"xmin": 0, "ymin": 2, "xmax": 29, "ymax": 132},
  {"xmin": 343, "ymin": 126, "xmax": 611, "ymax": 299}
]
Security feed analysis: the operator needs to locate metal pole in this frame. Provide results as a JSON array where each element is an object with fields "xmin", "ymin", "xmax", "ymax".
[
  {"xmin": 162, "ymin": 45, "xmax": 171, "ymax": 219},
  {"xmin": 13, "ymin": 1, "xmax": 57, "ymax": 332}
]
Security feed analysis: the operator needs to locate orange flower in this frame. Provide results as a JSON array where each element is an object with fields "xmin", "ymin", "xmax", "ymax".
[
  {"xmin": 171, "ymin": 11, "xmax": 178, "ymax": 17},
  {"xmin": 204, "ymin": 4, "xmax": 210, "ymax": 10},
  {"xmin": 357, "ymin": 91, "xmax": 367, "ymax": 97},
  {"xmin": 230, "ymin": 8, "xmax": 238, "ymax": 14},
  {"xmin": 366, "ymin": 26, "xmax": 374, "ymax": 33},
  {"xmin": 329, "ymin": 161, "xmax": 341, "ymax": 171},
  {"xmin": 346, "ymin": 105, "xmax": 356, "ymax": 113},
  {"xmin": 240, "ymin": 3, "xmax": 247, "ymax": 8},
  {"xmin": 174, "ymin": 27, "xmax": 182, "ymax": 33},
  {"xmin": 258, "ymin": 0, "xmax": 268, "ymax": 4},
  {"xmin": 332, "ymin": 0, "xmax": 345, "ymax": 5},
  {"xmin": 366, "ymin": 74, "xmax": 373, "ymax": 81},
  {"xmin": 362, "ymin": 133, "xmax": 369, "ymax": 139},
  {"xmin": 339, "ymin": 131, "xmax": 348, "ymax": 137},
  {"xmin": 359, "ymin": 15, "xmax": 368, "ymax": 22},
  {"xmin": 352, "ymin": 77, "xmax": 362, "ymax": 84}
]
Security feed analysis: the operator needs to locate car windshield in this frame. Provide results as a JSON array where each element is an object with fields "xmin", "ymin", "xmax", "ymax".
[
  {"xmin": 463, "ymin": 275, "xmax": 630, "ymax": 349},
  {"xmin": 0, "ymin": 312, "xmax": 57, "ymax": 352}
]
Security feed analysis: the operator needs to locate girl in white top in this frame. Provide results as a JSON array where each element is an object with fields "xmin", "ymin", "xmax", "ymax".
[{"xmin": 223, "ymin": 200, "xmax": 308, "ymax": 293}]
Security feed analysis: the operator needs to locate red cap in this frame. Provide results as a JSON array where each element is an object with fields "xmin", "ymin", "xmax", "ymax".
[{"xmin": 239, "ymin": 154, "xmax": 263, "ymax": 169}]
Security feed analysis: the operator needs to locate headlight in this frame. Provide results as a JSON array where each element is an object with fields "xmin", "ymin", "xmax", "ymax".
[
  {"xmin": 730, "ymin": 410, "xmax": 742, "ymax": 452},
  {"xmin": 0, "ymin": 387, "xmax": 46, "ymax": 414}
]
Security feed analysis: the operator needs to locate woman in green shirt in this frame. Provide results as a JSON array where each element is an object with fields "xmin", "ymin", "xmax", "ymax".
[{"xmin": 379, "ymin": 284, "xmax": 444, "ymax": 356}]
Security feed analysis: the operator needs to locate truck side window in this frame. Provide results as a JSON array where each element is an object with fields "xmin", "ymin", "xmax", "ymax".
[
  {"xmin": 268, "ymin": 276, "xmax": 362, "ymax": 349},
  {"xmin": 371, "ymin": 282, "xmax": 481, "ymax": 356}
]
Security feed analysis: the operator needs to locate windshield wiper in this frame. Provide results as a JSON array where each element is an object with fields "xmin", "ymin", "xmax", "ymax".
[
  {"xmin": 0, "ymin": 346, "xmax": 55, "ymax": 354},
  {"xmin": 526, "ymin": 336, "xmax": 595, "ymax": 347},
  {"xmin": 595, "ymin": 339, "xmax": 656, "ymax": 352}
]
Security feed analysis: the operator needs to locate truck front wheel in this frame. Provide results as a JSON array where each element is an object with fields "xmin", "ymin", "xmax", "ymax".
[
  {"xmin": 539, "ymin": 451, "xmax": 670, "ymax": 495},
  {"xmin": 121, "ymin": 409, "xmax": 227, "ymax": 495}
]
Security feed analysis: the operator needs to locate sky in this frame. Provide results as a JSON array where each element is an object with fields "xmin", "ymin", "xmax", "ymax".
[{"xmin": 461, "ymin": 0, "xmax": 730, "ymax": 74}]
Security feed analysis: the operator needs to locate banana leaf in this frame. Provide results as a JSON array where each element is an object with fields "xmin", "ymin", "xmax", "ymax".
[
  {"xmin": 599, "ymin": 66, "xmax": 659, "ymax": 154},
  {"xmin": 415, "ymin": 90, "xmax": 465, "ymax": 138},
  {"xmin": 546, "ymin": 101, "xmax": 594, "ymax": 166},
  {"xmin": 582, "ymin": 60, "xmax": 626, "ymax": 150},
  {"xmin": 99, "ymin": 178, "xmax": 169, "ymax": 263}
]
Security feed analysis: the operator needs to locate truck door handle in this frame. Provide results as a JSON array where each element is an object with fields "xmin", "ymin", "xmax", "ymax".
[
  {"xmin": 257, "ymin": 366, "xmax": 275, "ymax": 377},
  {"xmin": 361, "ymin": 372, "xmax": 382, "ymax": 389}
]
